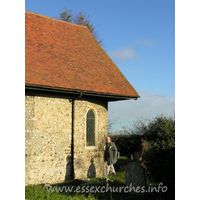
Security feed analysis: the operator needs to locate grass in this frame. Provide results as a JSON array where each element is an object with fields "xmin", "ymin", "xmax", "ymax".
[
  {"xmin": 25, "ymin": 180, "xmax": 100, "ymax": 200},
  {"xmin": 25, "ymin": 157, "xmax": 157, "ymax": 200}
]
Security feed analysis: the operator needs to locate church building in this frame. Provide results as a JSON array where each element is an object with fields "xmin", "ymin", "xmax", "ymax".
[{"xmin": 25, "ymin": 10, "xmax": 139, "ymax": 185}]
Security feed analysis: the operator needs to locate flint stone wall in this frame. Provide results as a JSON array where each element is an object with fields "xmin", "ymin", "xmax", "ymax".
[{"xmin": 25, "ymin": 90, "xmax": 107, "ymax": 185}]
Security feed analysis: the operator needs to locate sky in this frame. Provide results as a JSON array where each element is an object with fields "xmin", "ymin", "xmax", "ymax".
[
  {"xmin": 25, "ymin": 0, "xmax": 175, "ymax": 132},
  {"xmin": 1, "ymin": 1, "xmax": 200, "ymax": 196}
]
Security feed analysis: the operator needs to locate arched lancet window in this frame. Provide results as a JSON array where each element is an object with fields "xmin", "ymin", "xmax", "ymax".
[{"xmin": 86, "ymin": 109, "xmax": 95, "ymax": 146}]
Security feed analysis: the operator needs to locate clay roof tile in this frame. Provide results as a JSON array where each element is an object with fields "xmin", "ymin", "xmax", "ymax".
[{"xmin": 25, "ymin": 10, "xmax": 139, "ymax": 99}]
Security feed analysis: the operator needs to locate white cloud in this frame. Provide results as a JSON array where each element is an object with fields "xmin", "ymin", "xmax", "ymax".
[
  {"xmin": 110, "ymin": 46, "xmax": 137, "ymax": 62},
  {"xmin": 135, "ymin": 40, "xmax": 154, "ymax": 47},
  {"xmin": 108, "ymin": 90, "xmax": 175, "ymax": 132}
]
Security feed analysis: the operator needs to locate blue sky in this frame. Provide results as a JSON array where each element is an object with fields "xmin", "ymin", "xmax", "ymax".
[
  {"xmin": 1, "ymin": 1, "xmax": 199, "ymax": 196},
  {"xmin": 25, "ymin": 0, "xmax": 175, "ymax": 132}
]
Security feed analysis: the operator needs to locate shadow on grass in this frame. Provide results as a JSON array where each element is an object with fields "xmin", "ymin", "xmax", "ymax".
[{"xmin": 25, "ymin": 158, "xmax": 151, "ymax": 200}]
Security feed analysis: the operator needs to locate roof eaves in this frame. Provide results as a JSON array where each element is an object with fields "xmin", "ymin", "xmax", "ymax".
[{"xmin": 25, "ymin": 84, "xmax": 140, "ymax": 101}]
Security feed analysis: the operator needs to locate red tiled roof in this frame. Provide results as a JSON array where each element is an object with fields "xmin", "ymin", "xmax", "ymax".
[{"xmin": 25, "ymin": 11, "xmax": 139, "ymax": 99}]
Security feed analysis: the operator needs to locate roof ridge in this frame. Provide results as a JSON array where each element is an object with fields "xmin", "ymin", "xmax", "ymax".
[
  {"xmin": 25, "ymin": 11, "xmax": 139, "ymax": 99},
  {"xmin": 25, "ymin": 10, "xmax": 88, "ymax": 29}
]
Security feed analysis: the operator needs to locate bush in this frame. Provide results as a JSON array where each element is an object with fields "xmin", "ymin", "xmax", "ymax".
[
  {"xmin": 110, "ymin": 134, "xmax": 141, "ymax": 156},
  {"xmin": 111, "ymin": 114, "xmax": 175, "ymax": 199},
  {"xmin": 146, "ymin": 125, "xmax": 175, "ymax": 199}
]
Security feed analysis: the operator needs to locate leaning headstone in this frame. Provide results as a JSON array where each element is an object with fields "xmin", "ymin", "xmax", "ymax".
[{"xmin": 125, "ymin": 162, "xmax": 147, "ymax": 198}]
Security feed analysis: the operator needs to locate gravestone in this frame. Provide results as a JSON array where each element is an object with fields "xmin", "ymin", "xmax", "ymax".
[
  {"xmin": 133, "ymin": 151, "xmax": 140, "ymax": 163},
  {"xmin": 125, "ymin": 161, "xmax": 147, "ymax": 198}
]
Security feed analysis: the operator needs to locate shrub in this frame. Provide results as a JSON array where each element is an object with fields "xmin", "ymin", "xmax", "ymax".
[
  {"xmin": 111, "ymin": 114, "xmax": 175, "ymax": 199},
  {"xmin": 110, "ymin": 134, "xmax": 141, "ymax": 156}
]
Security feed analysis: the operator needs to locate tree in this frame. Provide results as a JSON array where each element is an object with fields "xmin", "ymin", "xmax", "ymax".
[
  {"xmin": 107, "ymin": 116, "xmax": 120, "ymax": 136},
  {"xmin": 59, "ymin": 7, "xmax": 103, "ymax": 45},
  {"xmin": 59, "ymin": 7, "xmax": 73, "ymax": 22},
  {"xmin": 123, "ymin": 114, "xmax": 175, "ymax": 140}
]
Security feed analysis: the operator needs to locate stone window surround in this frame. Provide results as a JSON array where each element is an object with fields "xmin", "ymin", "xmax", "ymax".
[{"xmin": 85, "ymin": 107, "xmax": 98, "ymax": 150}]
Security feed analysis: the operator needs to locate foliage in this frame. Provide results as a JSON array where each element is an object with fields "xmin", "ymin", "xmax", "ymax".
[
  {"xmin": 146, "ymin": 130, "xmax": 175, "ymax": 199},
  {"xmin": 107, "ymin": 116, "xmax": 120, "ymax": 136},
  {"xmin": 59, "ymin": 7, "xmax": 73, "ymax": 23},
  {"xmin": 126, "ymin": 114, "xmax": 175, "ymax": 140},
  {"xmin": 25, "ymin": 114, "xmax": 175, "ymax": 199},
  {"xmin": 134, "ymin": 114, "xmax": 175, "ymax": 200},
  {"xmin": 111, "ymin": 134, "xmax": 141, "ymax": 156},
  {"xmin": 111, "ymin": 114, "xmax": 175, "ymax": 199},
  {"xmin": 59, "ymin": 7, "xmax": 103, "ymax": 45}
]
